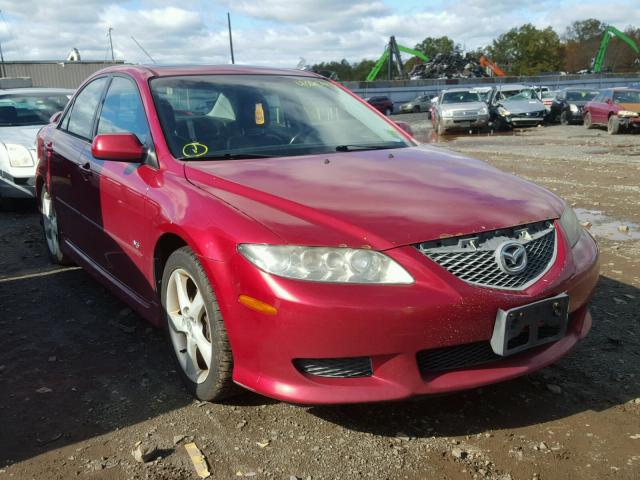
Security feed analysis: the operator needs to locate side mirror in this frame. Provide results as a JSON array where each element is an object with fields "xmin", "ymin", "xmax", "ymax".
[
  {"xmin": 91, "ymin": 133, "xmax": 145, "ymax": 162},
  {"xmin": 50, "ymin": 111, "xmax": 63, "ymax": 124},
  {"xmin": 394, "ymin": 121, "xmax": 413, "ymax": 137},
  {"xmin": 606, "ymin": 98, "xmax": 613, "ymax": 105}
]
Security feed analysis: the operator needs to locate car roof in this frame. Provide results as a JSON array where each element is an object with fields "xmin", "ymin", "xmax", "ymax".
[
  {"xmin": 601, "ymin": 87, "xmax": 640, "ymax": 93},
  {"xmin": 0, "ymin": 87, "xmax": 74, "ymax": 94},
  {"xmin": 494, "ymin": 84, "xmax": 532, "ymax": 91},
  {"xmin": 441, "ymin": 87, "xmax": 477, "ymax": 93},
  {"xmin": 94, "ymin": 64, "xmax": 321, "ymax": 79}
]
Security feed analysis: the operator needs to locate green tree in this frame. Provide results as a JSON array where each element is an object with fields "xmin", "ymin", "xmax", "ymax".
[
  {"xmin": 413, "ymin": 36, "xmax": 458, "ymax": 58},
  {"xmin": 487, "ymin": 24, "xmax": 564, "ymax": 75},
  {"xmin": 564, "ymin": 18, "xmax": 605, "ymax": 42}
]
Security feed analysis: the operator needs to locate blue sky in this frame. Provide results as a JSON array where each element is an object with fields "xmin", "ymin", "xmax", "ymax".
[{"xmin": 0, "ymin": 0, "xmax": 637, "ymax": 66}]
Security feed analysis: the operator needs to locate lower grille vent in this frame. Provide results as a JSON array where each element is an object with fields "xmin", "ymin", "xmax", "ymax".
[{"xmin": 294, "ymin": 357, "xmax": 372, "ymax": 378}]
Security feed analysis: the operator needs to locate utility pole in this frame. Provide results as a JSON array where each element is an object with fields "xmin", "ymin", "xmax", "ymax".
[
  {"xmin": 131, "ymin": 36, "xmax": 157, "ymax": 64},
  {"xmin": 107, "ymin": 27, "xmax": 114, "ymax": 62},
  {"xmin": 227, "ymin": 12, "xmax": 235, "ymax": 64},
  {"xmin": 0, "ymin": 10, "xmax": 6, "ymax": 77}
]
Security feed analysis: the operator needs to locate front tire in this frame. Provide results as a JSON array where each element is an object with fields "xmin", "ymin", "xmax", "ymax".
[
  {"xmin": 560, "ymin": 111, "xmax": 569, "ymax": 125},
  {"xmin": 384, "ymin": 107, "xmax": 392, "ymax": 116},
  {"xmin": 161, "ymin": 247, "xmax": 235, "ymax": 401},
  {"xmin": 608, "ymin": 115, "xmax": 620, "ymax": 135},
  {"xmin": 412, "ymin": 105, "xmax": 420, "ymax": 113},
  {"xmin": 41, "ymin": 188, "xmax": 71, "ymax": 265}
]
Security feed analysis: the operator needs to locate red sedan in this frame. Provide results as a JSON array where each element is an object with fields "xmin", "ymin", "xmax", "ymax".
[{"xmin": 36, "ymin": 65, "xmax": 599, "ymax": 404}]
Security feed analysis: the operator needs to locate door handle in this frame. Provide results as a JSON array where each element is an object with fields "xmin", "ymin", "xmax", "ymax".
[{"xmin": 79, "ymin": 162, "xmax": 93, "ymax": 179}]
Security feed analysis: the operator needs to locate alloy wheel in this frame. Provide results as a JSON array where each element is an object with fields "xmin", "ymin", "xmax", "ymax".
[
  {"xmin": 41, "ymin": 190, "xmax": 60, "ymax": 257},
  {"xmin": 165, "ymin": 268, "xmax": 213, "ymax": 384}
]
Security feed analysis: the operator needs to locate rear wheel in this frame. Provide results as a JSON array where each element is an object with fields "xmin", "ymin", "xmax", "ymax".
[
  {"xmin": 41, "ymin": 188, "xmax": 71, "ymax": 265},
  {"xmin": 607, "ymin": 115, "xmax": 620, "ymax": 135},
  {"xmin": 584, "ymin": 112, "xmax": 594, "ymax": 129},
  {"xmin": 161, "ymin": 247, "xmax": 236, "ymax": 401}
]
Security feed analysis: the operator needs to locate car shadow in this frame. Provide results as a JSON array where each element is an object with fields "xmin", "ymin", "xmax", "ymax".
[{"xmin": 307, "ymin": 275, "xmax": 640, "ymax": 439}]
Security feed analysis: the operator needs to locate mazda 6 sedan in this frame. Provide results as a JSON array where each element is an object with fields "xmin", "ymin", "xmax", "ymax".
[{"xmin": 36, "ymin": 65, "xmax": 599, "ymax": 404}]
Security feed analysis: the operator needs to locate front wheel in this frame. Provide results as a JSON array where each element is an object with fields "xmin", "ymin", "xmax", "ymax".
[
  {"xmin": 607, "ymin": 115, "xmax": 620, "ymax": 135},
  {"xmin": 560, "ymin": 111, "xmax": 569, "ymax": 125},
  {"xmin": 384, "ymin": 107, "xmax": 392, "ymax": 116},
  {"xmin": 41, "ymin": 188, "xmax": 71, "ymax": 265},
  {"xmin": 161, "ymin": 247, "xmax": 235, "ymax": 401}
]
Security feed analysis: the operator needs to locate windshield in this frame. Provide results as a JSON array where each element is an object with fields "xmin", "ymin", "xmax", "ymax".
[
  {"xmin": 566, "ymin": 90, "xmax": 598, "ymax": 101},
  {"xmin": 614, "ymin": 90, "xmax": 640, "ymax": 103},
  {"xmin": 497, "ymin": 88, "xmax": 538, "ymax": 102},
  {"xmin": 150, "ymin": 75, "xmax": 412, "ymax": 160},
  {"xmin": 0, "ymin": 92, "xmax": 71, "ymax": 126},
  {"xmin": 441, "ymin": 91, "xmax": 480, "ymax": 104}
]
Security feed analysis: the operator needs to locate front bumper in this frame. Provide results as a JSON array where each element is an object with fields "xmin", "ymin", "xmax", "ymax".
[
  {"xmin": 441, "ymin": 115, "xmax": 489, "ymax": 129},
  {"xmin": 620, "ymin": 116, "xmax": 640, "ymax": 128},
  {"xmin": 506, "ymin": 115, "xmax": 544, "ymax": 126},
  {"xmin": 0, "ymin": 170, "xmax": 36, "ymax": 198},
  {"xmin": 204, "ymin": 228, "xmax": 599, "ymax": 404}
]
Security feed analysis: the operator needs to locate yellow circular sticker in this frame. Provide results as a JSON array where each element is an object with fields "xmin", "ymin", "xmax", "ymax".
[{"xmin": 182, "ymin": 142, "xmax": 208, "ymax": 158}]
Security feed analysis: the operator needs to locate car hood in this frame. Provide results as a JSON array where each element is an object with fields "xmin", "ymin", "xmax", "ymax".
[
  {"xmin": 0, "ymin": 125, "xmax": 43, "ymax": 148},
  {"xmin": 619, "ymin": 102, "xmax": 640, "ymax": 112},
  {"xmin": 441, "ymin": 101, "xmax": 487, "ymax": 112},
  {"xmin": 499, "ymin": 99, "xmax": 545, "ymax": 114},
  {"xmin": 184, "ymin": 146, "xmax": 565, "ymax": 249}
]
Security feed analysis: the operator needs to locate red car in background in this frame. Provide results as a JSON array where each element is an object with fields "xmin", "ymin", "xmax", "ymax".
[
  {"xmin": 583, "ymin": 88, "xmax": 640, "ymax": 134},
  {"xmin": 36, "ymin": 65, "xmax": 598, "ymax": 404},
  {"xmin": 364, "ymin": 95, "xmax": 394, "ymax": 115}
]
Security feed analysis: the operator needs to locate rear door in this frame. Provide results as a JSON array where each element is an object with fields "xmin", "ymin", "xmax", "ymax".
[{"xmin": 49, "ymin": 77, "xmax": 109, "ymax": 252}]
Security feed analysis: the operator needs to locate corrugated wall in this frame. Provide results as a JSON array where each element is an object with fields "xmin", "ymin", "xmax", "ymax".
[{"xmin": 0, "ymin": 62, "xmax": 124, "ymax": 89}]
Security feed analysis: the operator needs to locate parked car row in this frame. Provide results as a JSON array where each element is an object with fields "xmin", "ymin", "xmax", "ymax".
[{"xmin": 408, "ymin": 84, "xmax": 640, "ymax": 135}]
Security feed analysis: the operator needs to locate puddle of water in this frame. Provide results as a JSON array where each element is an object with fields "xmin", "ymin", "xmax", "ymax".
[{"xmin": 574, "ymin": 208, "xmax": 640, "ymax": 241}]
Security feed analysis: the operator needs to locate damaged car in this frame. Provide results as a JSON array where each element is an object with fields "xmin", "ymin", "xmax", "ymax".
[
  {"xmin": 0, "ymin": 88, "xmax": 73, "ymax": 208},
  {"xmin": 488, "ymin": 85, "xmax": 547, "ymax": 130},
  {"xmin": 36, "ymin": 65, "xmax": 598, "ymax": 404},
  {"xmin": 431, "ymin": 88, "xmax": 489, "ymax": 134},
  {"xmin": 584, "ymin": 88, "xmax": 640, "ymax": 134}
]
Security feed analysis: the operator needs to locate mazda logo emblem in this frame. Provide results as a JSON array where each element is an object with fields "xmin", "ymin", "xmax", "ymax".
[{"xmin": 495, "ymin": 241, "xmax": 528, "ymax": 275}]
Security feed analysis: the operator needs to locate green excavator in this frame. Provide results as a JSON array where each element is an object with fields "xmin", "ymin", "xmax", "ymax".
[
  {"xmin": 592, "ymin": 25, "xmax": 640, "ymax": 73},
  {"xmin": 366, "ymin": 36, "xmax": 429, "ymax": 81}
]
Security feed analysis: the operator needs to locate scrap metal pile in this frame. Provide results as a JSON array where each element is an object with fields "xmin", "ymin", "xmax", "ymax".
[{"xmin": 409, "ymin": 53, "xmax": 489, "ymax": 79}]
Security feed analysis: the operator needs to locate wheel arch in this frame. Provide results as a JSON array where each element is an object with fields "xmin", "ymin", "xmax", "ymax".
[{"xmin": 153, "ymin": 231, "xmax": 189, "ymax": 293}]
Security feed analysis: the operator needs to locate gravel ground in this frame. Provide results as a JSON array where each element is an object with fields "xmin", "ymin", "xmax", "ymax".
[{"xmin": 0, "ymin": 117, "xmax": 639, "ymax": 480}]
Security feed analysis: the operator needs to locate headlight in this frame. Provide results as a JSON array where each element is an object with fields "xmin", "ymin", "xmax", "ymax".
[
  {"xmin": 478, "ymin": 106, "xmax": 488, "ymax": 115},
  {"xmin": 617, "ymin": 110, "xmax": 639, "ymax": 118},
  {"xmin": 5, "ymin": 143, "xmax": 34, "ymax": 167},
  {"xmin": 441, "ymin": 110, "xmax": 453, "ymax": 118},
  {"xmin": 559, "ymin": 206, "xmax": 583, "ymax": 248},
  {"xmin": 569, "ymin": 104, "xmax": 578, "ymax": 113},
  {"xmin": 498, "ymin": 107, "xmax": 510, "ymax": 116},
  {"xmin": 238, "ymin": 244, "xmax": 414, "ymax": 284}
]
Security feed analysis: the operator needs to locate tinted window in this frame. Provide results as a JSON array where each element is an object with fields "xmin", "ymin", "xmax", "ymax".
[
  {"xmin": 66, "ymin": 77, "xmax": 108, "ymax": 140},
  {"xmin": 614, "ymin": 90, "xmax": 640, "ymax": 103},
  {"xmin": 566, "ymin": 90, "xmax": 599, "ymax": 101},
  {"xmin": 97, "ymin": 77, "xmax": 150, "ymax": 144}
]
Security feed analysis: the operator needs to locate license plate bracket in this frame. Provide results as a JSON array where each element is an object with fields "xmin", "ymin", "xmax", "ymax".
[{"xmin": 490, "ymin": 293, "xmax": 569, "ymax": 357}]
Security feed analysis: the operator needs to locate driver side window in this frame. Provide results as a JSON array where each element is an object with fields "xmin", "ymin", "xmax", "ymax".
[{"xmin": 97, "ymin": 77, "xmax": 150, "ymax": 145}]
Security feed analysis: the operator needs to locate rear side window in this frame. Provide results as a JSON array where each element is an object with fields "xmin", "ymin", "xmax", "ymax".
[
  {"xmin": 65, "ymin": 77, "xmax": 108, "ymax": 140},
  {"xmin": 97, "ymin": 77, "xmax": 150, "ymax": 144}
]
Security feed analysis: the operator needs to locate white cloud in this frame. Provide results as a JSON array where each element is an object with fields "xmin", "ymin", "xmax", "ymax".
[{"xmin": 0, "ymin": 0, "xmax": 636, "ymax": 67}]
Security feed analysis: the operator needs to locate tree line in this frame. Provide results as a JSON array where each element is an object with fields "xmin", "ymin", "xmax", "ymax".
[{"xmin": 311, "ymin": 19, "xmax": 640, "ymax": 81}]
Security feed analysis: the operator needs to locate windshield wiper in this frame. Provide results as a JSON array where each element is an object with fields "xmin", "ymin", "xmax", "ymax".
[{"xmin": 335, "ymin": 143, "xmax": 403, "ymax": 152}]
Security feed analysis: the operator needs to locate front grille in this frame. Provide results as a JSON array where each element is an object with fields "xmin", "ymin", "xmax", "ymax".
[
  {"xmin": 417, "ymin": 342, "xmax": 500, "ymax": 373},
  {"xmin": 416, "ymin": 221, "xmax": 556, "ymax": 290},
  {"xmin": 451, "ymin": 109, "xmax": 479, "ymax": 118},
  {"xmin": 293, "ymin": 357, "xmax": 372, "ymax": 378}
]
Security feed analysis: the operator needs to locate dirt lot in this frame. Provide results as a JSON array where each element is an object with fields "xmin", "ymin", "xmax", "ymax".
[{"xmin": 1, "ymin": 118, "xmax": 639, "ymax": 480}]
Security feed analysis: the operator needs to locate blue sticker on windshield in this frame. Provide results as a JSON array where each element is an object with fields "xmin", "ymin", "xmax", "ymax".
[{"xmin": 182, "ymin": 142, "xmax": 208, "ymax": 158}]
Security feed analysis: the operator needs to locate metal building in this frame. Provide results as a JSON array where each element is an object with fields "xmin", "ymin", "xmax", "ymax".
[{"xmin": 0, "ymin": 61, "xmax": 125, "ymax": 89}]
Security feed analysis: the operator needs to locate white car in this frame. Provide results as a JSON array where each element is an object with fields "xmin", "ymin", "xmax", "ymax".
[{"xmin": 0, "ymin": 88, "xmax": 73, "ymax": 207}]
